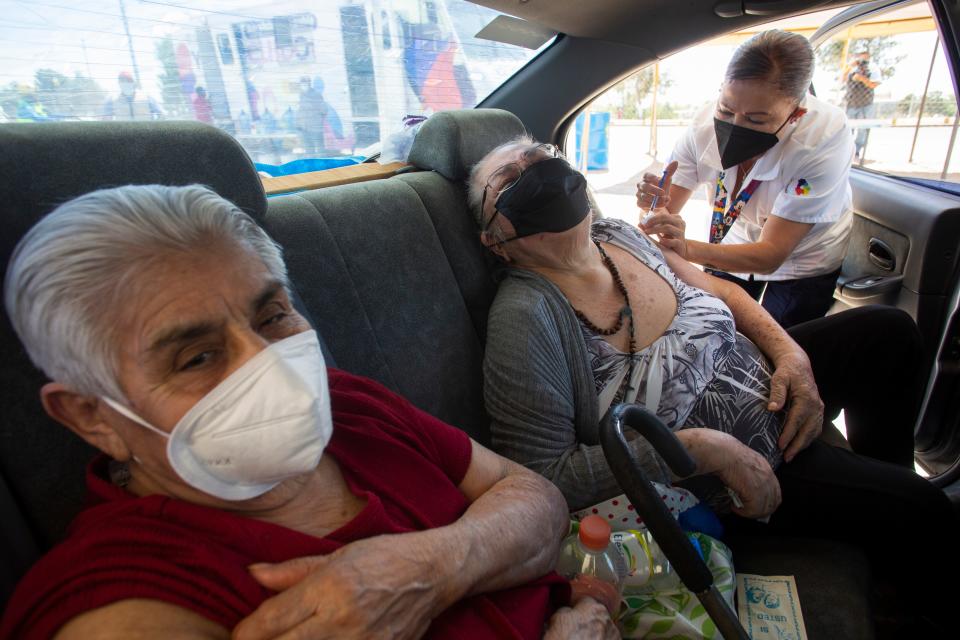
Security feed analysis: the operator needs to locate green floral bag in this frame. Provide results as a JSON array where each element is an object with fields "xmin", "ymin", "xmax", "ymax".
[
  {"xmin": 565, "ymin": 521, "xmax": 735, "ymax": 639},
  {"xmin": 618, "ymin": 533, "xmax": 735, "ymax": 639}
]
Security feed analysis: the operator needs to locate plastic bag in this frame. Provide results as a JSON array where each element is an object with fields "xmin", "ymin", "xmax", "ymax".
[
  {"xmin": 379, "ymin": 115, "xmax": 427, "ymax": 164},
  {"xmin": 617, "ymin": 532, "xmax": 735, "ymax": 639}
]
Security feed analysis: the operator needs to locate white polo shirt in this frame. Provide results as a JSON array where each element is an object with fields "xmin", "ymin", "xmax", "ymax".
[{"xmin": 670, "ymin": 94, "xmax": 854, "ymax": 281}]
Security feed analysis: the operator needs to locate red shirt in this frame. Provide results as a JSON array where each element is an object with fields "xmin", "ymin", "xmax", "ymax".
[{"xmin": 1, "ymin": 369, "xmax": 569, "ymax": 639}]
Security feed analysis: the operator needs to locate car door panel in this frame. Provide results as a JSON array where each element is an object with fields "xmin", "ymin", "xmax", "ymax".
[{"xmin": 832, "ymin": 169, "xmax": 960, "ymax": 457}]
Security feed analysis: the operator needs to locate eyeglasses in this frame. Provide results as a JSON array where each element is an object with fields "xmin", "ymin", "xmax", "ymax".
[{"xmin": 480, "ymin": 143, "xmax": 559, "ymax": 231}]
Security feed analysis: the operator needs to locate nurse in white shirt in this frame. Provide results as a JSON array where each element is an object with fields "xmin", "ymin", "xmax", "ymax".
[{"xmin": 639, "ymin": 29, "xmax": 854, "ymax": 328}]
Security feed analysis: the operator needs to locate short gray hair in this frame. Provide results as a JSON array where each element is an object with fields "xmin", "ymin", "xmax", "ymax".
[
  {"xmin": 725, "ymin": 29, "xmax": 814, "ymax": 101},
  {"xmin": 4, "ymin": 184, "xmax": 287, "ymax": 399},
  {"xmin": 466, "ymin": 134, "xmax": 535, "ymax": 226}
]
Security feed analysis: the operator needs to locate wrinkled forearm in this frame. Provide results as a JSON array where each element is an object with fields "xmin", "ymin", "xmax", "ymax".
[
  {"xmin": 720, "ymin": 279, "xmax": 803, "ymax": 365},
  {"xmin": 419, "ymin": 470, "xmax": 569, "ymax": 613}
]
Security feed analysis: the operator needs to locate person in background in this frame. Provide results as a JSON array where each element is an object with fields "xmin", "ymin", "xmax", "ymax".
[
  {"xmin": 297, "ymin": 76, "xmax": 329, "ymax": 157},
  {"xmin": 261, "ymin": 108, "xmax": 279, "ymax": 134},
  {"xmin": 192, "ymin": 86, "xmax": 213, "ymax": 125},
  {"xmin": 103, "ymin": 72, "xmax": 162, "ymax": 122},
  {"xmin": 237, "ymin": 109, "xmax": 252, "ymax": 135},
  {"xmin": 844, "ymin": 50, "xmax": 881, "ymax": 161},
  {"xmin": 638, "ymin": 30, "xmax": 852, "ymax": 328},
  {"xmin": 283, "ymin": 106, "xmax": 297, "ymax": 132},
  {"xmin": 246, "ymin": 79, "xmax": 261, "ymax": 121}
]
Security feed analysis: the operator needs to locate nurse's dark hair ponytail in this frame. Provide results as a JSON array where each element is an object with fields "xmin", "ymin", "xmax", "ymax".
[{"xmin": 725, "ymin": 29, "xmax": 813, "ymax": 101}]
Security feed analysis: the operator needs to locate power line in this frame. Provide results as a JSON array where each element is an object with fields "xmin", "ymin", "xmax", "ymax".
[{"xmin": 5, "ymin": 0, "xmax": 525, "ymax": 51}]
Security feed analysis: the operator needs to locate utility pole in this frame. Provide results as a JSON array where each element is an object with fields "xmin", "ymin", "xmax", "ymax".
[
  {"xmin": 649, "ymin": 62, "xmax": 660, "ymax": 159},
  {"xmin": 81, "ymin": 38, "xmax": 93, "ymax": 78},
  {"xmin": 119, "ymin": 0, "xmax": 141, "ymax": 84}
]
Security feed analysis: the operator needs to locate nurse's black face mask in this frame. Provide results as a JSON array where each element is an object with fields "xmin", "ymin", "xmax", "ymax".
[
  {"xmin": 482, "ymin": 154, "xmax": 590, "ymax": 244},
  {"xmin": 714, "ymin": 109, "xmax": 795, "ymax": 170}
]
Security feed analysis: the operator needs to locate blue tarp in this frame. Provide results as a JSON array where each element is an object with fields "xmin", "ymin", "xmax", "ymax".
[
  {"xmin": 255, "ymin": 156, "xmax": 364, "ymax": 177},
  {"xmin": 574, "ymin": 112, "xmax": 610, "ymax": 171}
]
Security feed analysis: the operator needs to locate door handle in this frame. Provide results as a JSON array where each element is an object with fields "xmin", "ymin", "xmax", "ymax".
[
  {"xmin": 867, "ymin": 237, "xmax": 896, "ymax": 272},
  {"xmin": 838, "ymin": 274, "xmax": 903, "ymax": 300}
]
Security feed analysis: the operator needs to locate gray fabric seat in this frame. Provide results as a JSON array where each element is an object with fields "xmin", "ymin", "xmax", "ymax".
[
  {"xmin": 262, "ymin": 177, "xmax": 491, "ymax": 441},
  {"xmin": 260, "ymin": 108, "xmax": 527, "ymax": 440}
]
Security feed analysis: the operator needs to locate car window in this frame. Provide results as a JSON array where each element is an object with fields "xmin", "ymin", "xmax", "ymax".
[
  {"xmin": 0, "ymin": 1, "xmax": 548, "ymax": 176},
  {"xmin": 565, "ymin": 1, "xmax": 960, "ymax": 233},
  {"xmin": 811, "ymin": 1, "xmax": 960, "ymax": 187},
  {"xmin": 564, "ymin": 7, "xmax": 846, "ymax": 237}
]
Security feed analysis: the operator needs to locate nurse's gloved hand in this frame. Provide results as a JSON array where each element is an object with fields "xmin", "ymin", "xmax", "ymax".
[{"xmin": 642, "ymin": 211, "xmax": 688, "ymax": 259}]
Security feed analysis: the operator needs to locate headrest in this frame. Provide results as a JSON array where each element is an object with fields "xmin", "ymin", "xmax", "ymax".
[
  {"xmin": 0, "ymin": 121, "xmax": 266, "ymax": 551},
  {"xmin": 408, "ymin": 109, "xmax": 527, "ymax": 182},
  {"xmin": 0, "ymin": 121, "xmax": 267, "ymax": 230}
]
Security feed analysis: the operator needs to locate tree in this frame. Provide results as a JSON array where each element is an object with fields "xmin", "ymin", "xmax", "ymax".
[
  {"xmin": 816, "ymin": 35, "xmax": 904, "ymax": 83},
  {"xmin": 34, "ymin": 69, "xmax": 69, "ymax": 118},
  {"xmin": 896, "ymin": 91, "xmax": 956, "ymax": 117},
  {"xmin": 923, "ymin": 90, "xmax": 957, "ymax": 117},
  {"xmin": 618, "ymin": 66, "xmax": 672, "ymax": 120},
  {"xmin": 156, "ymin": 37, "xmax": 188, "ymax": 116},
  {"xmin": 31, "ymin": 69, "xmax": 107, "ymax": 119},
  {"xmin": 897, "ymin": 93, "xmax": 917, "ymax": 116},
  {"xmin": 0, "ymin": 81, "xmax": 22, "ymax": 119}
]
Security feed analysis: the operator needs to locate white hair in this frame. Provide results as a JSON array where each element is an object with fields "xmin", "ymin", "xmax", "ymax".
[
  {"xmin": 4, "ymin": 184, "xmax": 287, "ymax": 399},
  {"xmin": 466, "ymin": 134, "xmax": 535, "ymax": 226},
  {"xmin": 465, "ymin": 136, "xmax": 601, "ymax": 231}
]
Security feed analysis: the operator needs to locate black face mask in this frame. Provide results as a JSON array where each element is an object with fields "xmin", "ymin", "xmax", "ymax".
[
  {"xmin": 714, "ymin": 115, "xmax": 792, "ymax": 170},
  {"xmin": 493, "ymin": 157, "xmax": 590, "ymax": 242}
]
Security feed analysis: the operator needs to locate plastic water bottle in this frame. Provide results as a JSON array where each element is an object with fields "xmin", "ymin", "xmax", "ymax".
[
  {"xmin": 611, "ymin": 527, "xmax": 703, "ymax": 594},
  {"xmin": 556, "ymin": 515, "xmax": 628, "ymax": 614}
]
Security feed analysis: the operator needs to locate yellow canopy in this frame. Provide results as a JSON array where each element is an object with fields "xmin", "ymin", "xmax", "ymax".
[{"xmin": 710, "ymin": 3, "xmax": 935, "ymax": 44}]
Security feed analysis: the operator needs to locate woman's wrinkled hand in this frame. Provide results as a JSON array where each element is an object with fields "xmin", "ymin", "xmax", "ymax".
[
  {"xmin": 544, "ymin": 597, "xmax": 620, "ymax": 640},
  {"xmin": 716, "ymin": 437, "xmax": 782, "ymax": 519},
  {"xmin": 233, "ymin": 534, "xmax": 449, "ymax": 640},
  {"xmin": 683, "ymin": 429, "xmax": 781, "ymax": 519},
  {"xmin": 769, "ymin": 349, "xmax": 824, "ymax": 463},
  {"xmin": 569, "ymin": 574, "xmax": 620, "ymax": 616}
]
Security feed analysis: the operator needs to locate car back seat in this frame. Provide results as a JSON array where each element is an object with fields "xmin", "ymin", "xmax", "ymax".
[
  {"xmin": 260, "ymin": 109, "xmax": 525, "ymax": 442},
  {"xmin": 0, "ymin": 115, "xmax": 873, "ymax": 639}
]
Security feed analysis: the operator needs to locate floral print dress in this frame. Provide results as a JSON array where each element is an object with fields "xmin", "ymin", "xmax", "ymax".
[{"xmin": 582, "ymin": 218, "xmax": 784, "ymax": 508}]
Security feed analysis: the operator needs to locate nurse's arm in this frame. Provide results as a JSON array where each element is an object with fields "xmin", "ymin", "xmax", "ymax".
[{"xmin": 683, "ymin": 214, "xmax": 813, "ymax": 275}]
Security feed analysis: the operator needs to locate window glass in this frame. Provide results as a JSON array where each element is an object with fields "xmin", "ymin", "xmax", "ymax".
[
  {"xmin": 0, "ymin": 1, "xmax": 546, "ymax": 174},
  {"xmin": 565, "ymin": 7, "xmax": 845, "ymax": 235},
  {"xmin": 812, "ymin": 2, "xmax": 959, "ymax": 183},
  {"xmin": 566, "ymin": 2, "xmax": 959, "ymax": 236}
]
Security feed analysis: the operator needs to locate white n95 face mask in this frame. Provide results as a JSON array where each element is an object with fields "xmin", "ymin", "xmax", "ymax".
[{"xmin": 102, "ymin": 330, "xmax": 333, "ymax": 501}]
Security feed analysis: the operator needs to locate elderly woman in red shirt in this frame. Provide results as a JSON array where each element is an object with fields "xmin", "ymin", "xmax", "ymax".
[{"xmin": 1, "ymin": 184, "xmax": 616, "ymax": 640}]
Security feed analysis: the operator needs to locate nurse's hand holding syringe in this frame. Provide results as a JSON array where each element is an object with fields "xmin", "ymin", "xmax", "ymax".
[{"xmin": 636, "ymin": 160, "xmax": 688, "ymax": 258}]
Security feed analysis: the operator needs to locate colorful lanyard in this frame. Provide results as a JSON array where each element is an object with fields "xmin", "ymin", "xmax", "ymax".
[{"xmin": 710, "ymin": 171, "xmax": 761, "ymax": 244}]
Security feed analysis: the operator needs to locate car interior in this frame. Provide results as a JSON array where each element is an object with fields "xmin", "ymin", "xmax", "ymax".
[{"xmin": 2, "ymin": 0, "xmax": 960, "ymax": 638}]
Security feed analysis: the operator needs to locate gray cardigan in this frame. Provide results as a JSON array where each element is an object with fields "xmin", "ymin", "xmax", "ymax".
[{"xmin": 484, "ymin": 268, "xmax": 673, "ymax": 511}]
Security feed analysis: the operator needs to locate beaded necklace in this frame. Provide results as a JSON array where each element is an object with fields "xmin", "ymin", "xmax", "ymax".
[{"xmin": 571, "ymin": 241, "xmax": 638, "ymax": 394}]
